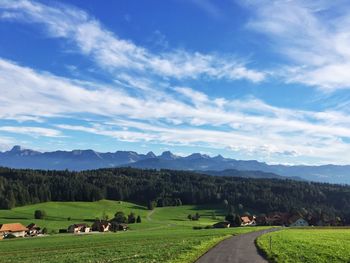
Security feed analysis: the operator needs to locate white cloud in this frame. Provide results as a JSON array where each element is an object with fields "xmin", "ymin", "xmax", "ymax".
[
  {"xmin": 1, "ymin": 57, "xmax": 350, "ymax": 163},
  {"xmin": 0, "ymin": 0, "xmax": 265, "ymax": 83},
  {"xmin": 2, "ymin": 57, "xmax": 350, "ymax": 163},
  {"xmin": 244, "ymin": 0, "xmax": 350, "ymax": 90},
  {"xmin": 0, "ymin": 136, "xmax": 15, "ymax": 151},
  {"xmin": 0, "ymin": 126, "xmax": 63, "ymax": 137}
]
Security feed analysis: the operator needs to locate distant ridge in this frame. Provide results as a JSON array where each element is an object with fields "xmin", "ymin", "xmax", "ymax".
[
  {"xmin": 1, "ymin": 145, "xmax": 350, "ymax": 184},
  {"xmin": 202, "ymin": 169, "xmax": 304, "ymax": 181}
]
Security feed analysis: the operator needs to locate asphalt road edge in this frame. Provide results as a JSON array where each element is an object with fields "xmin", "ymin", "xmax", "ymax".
[{"xmin": 254, "ymin": 227, "xmax": 281, "ymax": 263}]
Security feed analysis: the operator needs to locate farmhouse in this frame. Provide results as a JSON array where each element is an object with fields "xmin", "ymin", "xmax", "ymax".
[
  {"xmin": 26, "ymin": 223, "xmax": 41, "ymax": 236},
  {"xmin": 289, "ymin": 217, "xmax": 309, "ymax": 227},
  {"xmin": 92, "ymin": 220, "xmax": 111, "ymax": 232},
  {"xmin": 67, "ymin": 223, "xmax": 90, "ymax": 233},
  {"xmin": 0, "ymin": 223, "xmax": 28, "ymax": 238},
  {"xmin": 240, "ymin": 216, "xmax": 256, "ymax": 226}
]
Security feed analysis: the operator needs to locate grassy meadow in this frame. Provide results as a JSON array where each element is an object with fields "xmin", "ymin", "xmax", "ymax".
[
  {"xmin": 0, "ymin": 200, "xmax": 271, "ymax": 262},
  {"xmin": 0, "ymin": 226, "xmax": 266, "ymax": 263},
  {"xmin": 0, "ymin": 200, "xmax": 227, "ymax": 232},
  {"xmin": 0, "ymin": 200, "xmax": 151, "ymax": 232},
  {"xmin": 257, "ymin": 228, "xmax": 350, "ymax": 263}
]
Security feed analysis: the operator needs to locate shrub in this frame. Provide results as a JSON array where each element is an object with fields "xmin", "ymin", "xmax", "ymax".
[
  {"xmin": 191, "ymin": 213, "xmax": 200, "ymax": 221},
  {"xmin": 128, "ymin": 212, "xmax": 136, "ymax": 224},
  {"xmin": 136, "ymin": 215, "xmax": 141, "ymax": 223},
  {"xmin": 114, "ymin": 211, "xmax": 127, "ymax": 223},
  {"xmin": 34, "ymin": 210, "xmax": 47, "ymax": 219},
  {"xmin": 193, "ymin": 226, "xmax": 203, "ymax": 230},
  {"xmin": 205, "ymin": 225, "xmax": 213, "ymax": 229}
]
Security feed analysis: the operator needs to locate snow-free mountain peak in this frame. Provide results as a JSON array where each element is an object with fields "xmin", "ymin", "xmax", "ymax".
[{"xmin": 159, "ymin": 151, "xmax": 178, "ymax": 160}]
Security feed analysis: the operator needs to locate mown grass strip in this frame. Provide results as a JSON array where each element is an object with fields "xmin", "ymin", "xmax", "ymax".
[{"xmin": 257, "ymin": 228, "xmax": 350, "ymax": 263}]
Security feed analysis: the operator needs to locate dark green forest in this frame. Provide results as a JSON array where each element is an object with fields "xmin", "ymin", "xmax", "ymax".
[{"xmin": 1, "ymin": 166, "xmax": 350, "ymax": 222}]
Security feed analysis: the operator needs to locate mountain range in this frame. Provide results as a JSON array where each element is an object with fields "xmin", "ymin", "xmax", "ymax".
[{"xmin": 1, "ymin": 145, "xmax": 350, "ymax": 184}]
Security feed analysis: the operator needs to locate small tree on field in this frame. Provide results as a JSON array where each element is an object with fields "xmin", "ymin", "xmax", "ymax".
[
  {"xmin": 114, "ymin": 211, "xmax": 127, "ymax": 223},
  {"xmin": 136, "ymin": 215, "xmax": 141, "ymax": 223},
  {"xmin": 34, "ymin": 210, "xmax": 46, "ymax": 219},
  {"xmin": 128, "ymin": 212, "xmax": 136, "ymax": 224},
  {"xmin": 187, "ymin": 214, "xmax": 192, "ymax": 220},
  {"xmin": 193, "ymin": 213, "xmax": 200, "ymax": 220}
]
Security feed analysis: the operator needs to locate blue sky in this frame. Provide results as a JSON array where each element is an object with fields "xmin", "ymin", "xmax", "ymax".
[{"xmin": 0, "ymin": 0, "xmax": 350, "ymax": 164}]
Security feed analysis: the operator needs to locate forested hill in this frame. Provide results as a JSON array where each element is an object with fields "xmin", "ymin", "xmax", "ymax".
[{"xmin": 1, "ymin": 167, "xmax": 350, "ymax": 222}]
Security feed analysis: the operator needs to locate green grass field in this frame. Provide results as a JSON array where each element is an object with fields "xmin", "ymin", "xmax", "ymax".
[
  {"xmin": 0, "ymin": 200, "xmax": 271, "ymax": 262},
  {"xmin": 0, "ymin": 226, "xmax": 267, "ymax": 263},
  {"xmin": 0, "ymin": 200, "xmax": 227, "ymax": 232},
  {"xmin": 257, "ymin": 228, "xmax": 350, "ymax": 263},
  {"xmin": 0, "ymin": 200, "xmax": 152, "ymax": 232}
]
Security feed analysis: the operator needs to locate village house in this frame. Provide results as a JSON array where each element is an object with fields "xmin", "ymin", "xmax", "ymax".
[
  {"xmin": 213, "ymin": 221, "xmax": 231, "ymax": 228},
  {"xmin": 289, "ymin": 217, "xmax": 309, "ymax": 227},
  {"xmin": 0, "ymin": 223, "xmax": 28, "ymax": 238},
  {"xmin": 240, "ymin": 216, "xmax": 256, "ymax": 226},
  {"xmin": 67, "ymin": 223, "xmax": 90, "ymax": 234},
  {"xmin": 91, "ymin": 220, "xmax": 111, "ymax": 232},
  {"xmin": 26, "ymin": 223, "xmax": 41, "ymax": 236}
]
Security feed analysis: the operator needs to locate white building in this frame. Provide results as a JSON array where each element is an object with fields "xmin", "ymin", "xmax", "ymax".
[{"xmin": 290, "ymin": 218, "xmax": 309, "ymax": 227}]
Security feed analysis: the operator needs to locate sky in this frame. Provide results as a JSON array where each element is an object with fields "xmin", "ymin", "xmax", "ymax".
[{"xmin": 0, "ymin": 0, "xmax": 350, "ymax": 165}]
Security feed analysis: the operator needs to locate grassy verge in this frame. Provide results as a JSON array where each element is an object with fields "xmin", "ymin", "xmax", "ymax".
[
  {"xmin": 256, "ymin": 228, "xmax": 350, "ymax": 263},
  {"xmin": 0, "ymin": 226, "xmax": 271, "ymax": 263}
]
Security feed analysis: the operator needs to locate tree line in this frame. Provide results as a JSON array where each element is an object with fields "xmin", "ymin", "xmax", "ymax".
[{"xmin": 1, "ymin": 166, "xmax": 350, "ymax": 223}]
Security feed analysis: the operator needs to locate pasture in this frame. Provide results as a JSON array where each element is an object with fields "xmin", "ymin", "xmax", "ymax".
[
  {"xmin": 0, "ymin": 226, "xmax": 267, "ymax": 263},
  {"xmin": 0, "ymin": 200, "xmax": 226, "ymax": 232},
  {"xmin": 257, "ymin": 228, "xmax": 350, "ymax": 263},
  {"xmin": 0, "ymin": 200, "xmax": 271, "ymax": 262}
]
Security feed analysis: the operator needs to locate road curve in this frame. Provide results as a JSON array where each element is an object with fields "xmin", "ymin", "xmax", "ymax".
[{"xmin": 196, "ymin": 228, "xmax": 278, "ymax": 263}]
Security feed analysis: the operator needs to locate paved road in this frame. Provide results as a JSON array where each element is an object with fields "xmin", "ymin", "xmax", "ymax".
[{"xmin": 196, "ymin": 228, "xmax": 278, "ymax": 263}]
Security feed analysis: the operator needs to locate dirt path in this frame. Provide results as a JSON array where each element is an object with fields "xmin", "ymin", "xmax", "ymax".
[
  {"xmin": 146, "ymin": 209, "xmax": 156, "ymax": 221},
  {"xmin": 196, "ymin": 228, "xmax": 278, "ymax": 263}
]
